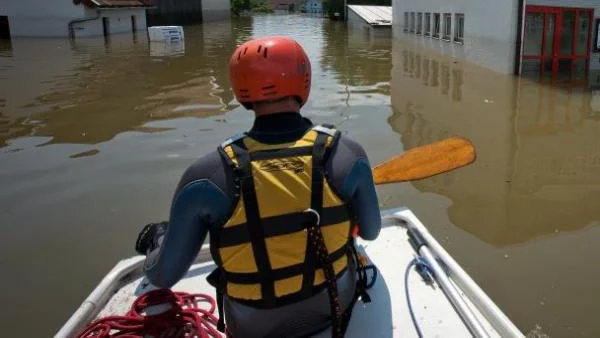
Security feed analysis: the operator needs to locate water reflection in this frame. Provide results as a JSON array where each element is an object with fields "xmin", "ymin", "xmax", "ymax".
[
  {"xmin": 401, "ymin": 49, "xmax": 462, "ymax": 102},
  {"xmin": 390, "ymin": 40, "xmax": 600, "ymax": 246},
  {"xmin": 319, "ymin": 19, "xmax": 392, "ymax": 110},
  {"xmin": 321, "ymin": 20, "xmax": 392, "ymax": 87},
  {"xmin": 0, "ymin": 19, "xmax": 248, "ymax": 148},
  {"xmin": 0, "ymin": 39, "xmax": 11, "ymax": 56},
  {"xmin": 0, "ymin": 16, "xmax": 399, "ymax": 337},
  {"xmin": 0, "ymin": 16, "xmax": 395, "ymax": 151},
  {"xmin": 149, "ymin": 41, "xmax": 186, "ymax": 57}
]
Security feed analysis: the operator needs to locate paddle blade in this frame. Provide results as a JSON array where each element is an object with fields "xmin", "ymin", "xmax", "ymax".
[{"xmin": 372, "ymin": 136, "xmax": 476, "ymax": 185}]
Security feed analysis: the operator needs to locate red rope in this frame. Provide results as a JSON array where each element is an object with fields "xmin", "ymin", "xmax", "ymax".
[{"xmin": 77, "ymin": 289, "xmax": 224, "ymax": 338}]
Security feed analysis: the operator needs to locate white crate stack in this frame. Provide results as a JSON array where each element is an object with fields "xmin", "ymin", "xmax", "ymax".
[{"xmin": 148, "ymin": 26, "xmax": 185, "ymax": 42}]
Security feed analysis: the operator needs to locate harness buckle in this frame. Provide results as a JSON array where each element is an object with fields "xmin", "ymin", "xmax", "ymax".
[
  {"xmin": 303, "ymin": 208, "xmax": 321, "ymax": 227},
  {"xmin": 312, "ymin": 125, "xmax": 337, "ymax": 137},
  {"xmin": 220, "ymin": 133, "xmax": 246, "ymax": 149}
]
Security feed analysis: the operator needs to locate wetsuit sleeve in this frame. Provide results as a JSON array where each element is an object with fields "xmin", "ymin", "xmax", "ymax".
[
  {"xmin": 143, "ymin": 150, "xmax": 235, "ymax": 288},
  {"xmin": 326, "ymin": 135, "xmax": 382, "ymax": 241}
]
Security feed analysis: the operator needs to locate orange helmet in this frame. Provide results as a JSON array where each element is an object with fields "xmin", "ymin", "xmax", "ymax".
[{"xmin": 229, "ymin": 36, "xmax": 311, "ymax": 109}]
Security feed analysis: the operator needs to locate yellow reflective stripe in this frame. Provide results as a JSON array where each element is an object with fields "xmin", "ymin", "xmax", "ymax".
[
  {"xmin": 227, "ymin": 283, "xmax": 261, "ymax": 300},
  {"xmin": 321, "ymin": 222, "xmax": 351, "ymax": 253},
  {"xmin": 253, "ymin": 157, "xmax": 312, "ymax": 219},
  {"xmin": 220, "ymin": 243, "xmax": 258, "ymax": 273},
  {"xmin": 323, "ymin": 180, "xmax": 344, "ymax": 208},
  {"xmin": 275, "ymin": 275, "xmax": 303, "ymax": 297},
  {"xmin": 223, "ymin": 200, "xmax": 246, "ymax": 228},
  {"xmin": 264, "ymin": 230, "xmax": 307, "ymax": 270},
  {"xmin": 223, "ymin": 145, "xmax": 239, "ymax": 166}
]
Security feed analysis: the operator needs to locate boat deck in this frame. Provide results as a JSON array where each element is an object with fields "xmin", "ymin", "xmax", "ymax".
[
  {"xmin": 97, "ymin": 225, "xmax": 499, "ymax": 337},
  {"xmin": 57, "ymin": 208, "xmax": 523, "ymax": 338}
]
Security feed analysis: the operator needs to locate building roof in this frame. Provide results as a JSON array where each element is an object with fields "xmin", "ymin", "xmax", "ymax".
[
  {"xmin": 73, "ymin": 0, "xmax": 153, "ymax": 8},
  {"xmin": 347, "ymin": 5, "xmax": 392, "ymax": 26}
]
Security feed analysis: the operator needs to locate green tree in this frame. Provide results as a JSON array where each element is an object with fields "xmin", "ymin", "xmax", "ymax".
[
  {"xmin": 251, "ymin": 0, "xmax": 274, "ymax": 13},
  {"xmin": 231, "ymin": 0, "xmax": 251, "ymax": 15},
  {"xmin": 323, "ymin": 0, "xmax": 344, "ymax": 19}
]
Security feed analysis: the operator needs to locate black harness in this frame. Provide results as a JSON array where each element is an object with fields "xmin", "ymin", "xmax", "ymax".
[{"xmin": 207, "ymin": 126, "xmax": 376, "ymax": 337}]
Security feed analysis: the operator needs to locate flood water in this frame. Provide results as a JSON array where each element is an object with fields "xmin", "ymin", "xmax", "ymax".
[{"xmin": 1, "ymin": 14, "xmax": 600, "ymax": 337}]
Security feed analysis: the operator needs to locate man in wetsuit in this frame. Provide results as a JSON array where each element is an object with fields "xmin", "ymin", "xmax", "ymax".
[{"xmin": 135, "ymin": 36, "xmax": 382, "ymax": 338}]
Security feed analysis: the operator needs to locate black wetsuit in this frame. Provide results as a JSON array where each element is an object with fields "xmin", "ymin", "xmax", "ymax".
[{"xmin": 143, "ymin": 112, "xmax": 382, "ymax": 337}]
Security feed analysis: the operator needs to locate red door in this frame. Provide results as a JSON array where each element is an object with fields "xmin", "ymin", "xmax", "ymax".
[{"xmin": 522, "ymin": 6, "xmax": 593, "ymax": 77}]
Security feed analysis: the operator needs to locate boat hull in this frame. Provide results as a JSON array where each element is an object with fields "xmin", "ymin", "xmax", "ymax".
[{"xmin": 55, "ymin": 207, "xmax": 524, "ymax": 338}]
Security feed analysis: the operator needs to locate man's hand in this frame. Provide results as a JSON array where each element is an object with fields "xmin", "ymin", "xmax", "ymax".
[{"xmin": 135, "ymin": 221, "xmax": 169, "ymax": 255}]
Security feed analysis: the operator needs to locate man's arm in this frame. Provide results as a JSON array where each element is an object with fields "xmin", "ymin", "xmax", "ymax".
[
  {"xmin": 343, "ymin": 157, "xmax": 381, "ymax": 240},
  {"xmin": 326, "ymin": 135, "xmax": 382, "ymax": 241},
  {"xmin": 142, "ymin": 151, "xmax": 235, "ymax": 288}
]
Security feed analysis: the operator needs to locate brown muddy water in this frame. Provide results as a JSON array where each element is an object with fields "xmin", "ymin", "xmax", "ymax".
[{"xmin": 1, "ymin": 14, "xmax": 600, "ymax": 337}]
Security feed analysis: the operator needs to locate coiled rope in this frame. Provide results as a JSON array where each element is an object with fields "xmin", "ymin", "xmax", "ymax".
[{"xmin": 76, "ymin": 288, "xmax": 224, "ymax": 338}]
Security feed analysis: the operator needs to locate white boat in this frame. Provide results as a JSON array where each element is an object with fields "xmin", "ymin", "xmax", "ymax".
[{"xmin": 56, "ymin": 207, "xmax": 525, "ymax": 338}]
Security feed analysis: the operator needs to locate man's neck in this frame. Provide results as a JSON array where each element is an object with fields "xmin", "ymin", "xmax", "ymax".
[{"xmin": 247, "ymin": 112, "xmax": 312, "ymax": 144}]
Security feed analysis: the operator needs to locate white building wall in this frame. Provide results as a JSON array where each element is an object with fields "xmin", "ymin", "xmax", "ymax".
[
  {"xmin": 1, "ymin": 0, "xmax": 147, "ymax": 38},
  {"xmin": 2, "ymin": 0, "xmax": 85, "ymax": 37},
  {"xmin": 392, "ymin": 0, "xmax": 522, "ymax": 74},
  {"xmin": 74, "ymin": 8, "xmax": 148, "ymax": 38},
  {"xmin": 347, "ymin": 9, "xmax": 371, "ymax": 34},
  {"xmin": 201, "ymin": 0, "xmax": 231, "ymax": 22}
]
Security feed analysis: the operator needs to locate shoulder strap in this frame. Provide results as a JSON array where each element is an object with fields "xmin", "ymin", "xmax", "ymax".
[
  {"xmin": 229, "ymin": 141, "xmax": 276, "ymax": 307},
  {"xmin": 217, "ymin": 133, "xmax": 246, "ymax": 169},
  {"xmin": 312, "ymin": 124, "xmax": 337, "ymax": 137},
  {"xmin": 305, "ymin": 130, "xmax": 345, "ymax": 336},
  {"xmin": 220, "ymin": 132, "xmax": 246, "ymax": 149},
  {"xmin": 300, "ymin": 131, "xmax": 328, "ymax": 296}
]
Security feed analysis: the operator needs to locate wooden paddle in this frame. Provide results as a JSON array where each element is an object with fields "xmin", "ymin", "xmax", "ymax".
[{"xmin": 372, "ymin": 136, "xmax": 476, "ymax": 185}]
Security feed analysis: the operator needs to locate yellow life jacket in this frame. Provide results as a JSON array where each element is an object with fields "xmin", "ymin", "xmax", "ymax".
[{"xmin": 209, "ymin": 124, "xmax": 355, "ymax": 308}]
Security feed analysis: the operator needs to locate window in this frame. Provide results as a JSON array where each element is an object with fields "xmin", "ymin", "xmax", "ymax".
[
  {"xmin": 416, "ymin": 13, "xmax": 423, "ymax": 35},
  {"xmin": 0, "ymin": 16, "xmax": 10, "ymax": 40},
  {"xmin": 425, "ymin": 13, "xmax": 431, "ymax": 36},
  {"xmin": 454, "ymin": 14, "xmax": 464, "ymax": 43},
  {"xmin": 433, "ymin": 13, "xmax": 440, "ymax": 38},
  {"xmin": 102, "ymin": 17, "xmax": 110, "ymax": 38},
  {"xmin": 404, "ymin": 12, "xmax": 409, "ymax": 32},
  {"xmin": 410, "ymin": 12, "xmax": 415, "ymax": 33},
  {"xmin": 442, "ymin": 13, "xmax": 452, "ymax": 40}
]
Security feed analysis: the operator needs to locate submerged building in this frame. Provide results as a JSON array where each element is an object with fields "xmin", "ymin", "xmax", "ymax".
[
  {"xmin": 393, "ymin": 0, "xmax": 600, "ymax": 81},
  {"xmin": 1, "ymin": 0, "xmax": 153, "ymax": 38},
  {"xmin": 0, "ymin": 0, "xmax": 230, "ymax": 39},
  {"xmin": 347, "ymin": 5, "xmax": 392, "ymax": 38},
  {"xmin": 146, "ymin": 0, "xmax": 230, "ymax": 26}
]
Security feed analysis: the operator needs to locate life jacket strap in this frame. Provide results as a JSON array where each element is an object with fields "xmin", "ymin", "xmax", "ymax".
[
  {"xmin": 230, "ymin": 141, "xmax": 277, "ymax": 307},
  {"xmin": 206, "ymin": 267, "xmax": 227, "ymax": 332},
  {"xmin": 300, "ymin": 131, "xmax": 329, "ymax": 297},
  {"xmin": 350, "ymin": 242, "xmax": 374, "ymax": 303},
  {"xmin": 306, "ymin": 131, "xmax": 348, "ymax": 338}
]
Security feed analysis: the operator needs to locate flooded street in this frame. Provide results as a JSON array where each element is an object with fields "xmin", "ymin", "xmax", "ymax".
[{"xmin": 1, "ymin": 14, "xmax": 600, "ymax": 337}]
